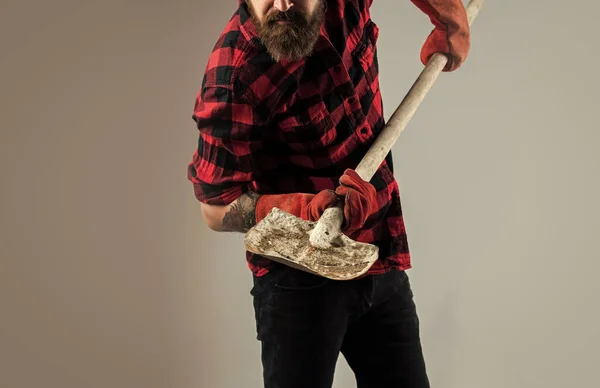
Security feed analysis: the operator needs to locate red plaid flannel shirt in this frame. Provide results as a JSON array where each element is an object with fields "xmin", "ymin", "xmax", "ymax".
[{"xmin": 188, "ymin": 0, "xmax": 412, "ymax": 277}]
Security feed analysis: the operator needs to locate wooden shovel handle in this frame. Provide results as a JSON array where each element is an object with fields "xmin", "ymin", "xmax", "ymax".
[
  {"xmin": 309, "ymin": 0, "xmax": 485, "ymax": 249},
  {"xmin": 356, "ymin": 0, "xmax": 485, "ymax": 181}
]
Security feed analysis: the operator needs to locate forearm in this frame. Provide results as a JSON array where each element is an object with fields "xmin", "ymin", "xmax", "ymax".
[{"xmin": 201, "ymin": 191, "xmax": 261, "ymax": 233}]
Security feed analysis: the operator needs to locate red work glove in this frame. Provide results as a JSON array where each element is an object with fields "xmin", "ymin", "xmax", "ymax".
[
  {"xmin": 411, "ymin": 0, "xmax": 470, "ymax": 72},
  {"xmin": 335, "ymin": 169, "xmax": 377, "ymax": 234},
  {"xmin": 255, "ymin": 190, "xmax": 339, "ymax": 224}
]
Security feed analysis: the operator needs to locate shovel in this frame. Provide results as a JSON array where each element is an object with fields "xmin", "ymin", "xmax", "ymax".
[{"xmin": 244, "ymin": 0, "xmax": 485, "ymax": 280}]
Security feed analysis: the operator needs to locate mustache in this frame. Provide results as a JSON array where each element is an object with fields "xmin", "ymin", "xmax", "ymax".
[{"xmin": 265, "ymin": 9, "xmax": 308, "ymax": 24}]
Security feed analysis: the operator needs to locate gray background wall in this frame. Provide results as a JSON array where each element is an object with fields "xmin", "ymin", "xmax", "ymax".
[{"xmin": 1, "ymin": 0, "xmax": 598, "ymax": 387}]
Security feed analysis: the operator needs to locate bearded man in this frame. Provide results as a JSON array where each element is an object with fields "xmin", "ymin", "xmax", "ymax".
[{"xmin": 187, "ymin": 1, "xmax": 470, "ymax": 387}]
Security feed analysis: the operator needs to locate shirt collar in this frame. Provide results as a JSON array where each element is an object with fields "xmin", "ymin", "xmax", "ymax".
[{"xmin": 237, "ymin": 0, "xmax": 262, "ymax": 46}]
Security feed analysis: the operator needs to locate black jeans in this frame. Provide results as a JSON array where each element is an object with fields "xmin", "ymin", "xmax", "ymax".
[{"xmin": 250, "ymin": 265, "xmax": 430, "ymax": 388}]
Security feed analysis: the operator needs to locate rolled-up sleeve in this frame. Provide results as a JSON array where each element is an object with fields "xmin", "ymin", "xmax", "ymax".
[{"xmin": 187, "ymin": 83, "xmax": 264, "ymax": 206}]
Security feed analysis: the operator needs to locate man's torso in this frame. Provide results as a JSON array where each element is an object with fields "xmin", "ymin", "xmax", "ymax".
[{"xmin": 196, "ymin": 0, "xmax": 411, "ymax": 276}]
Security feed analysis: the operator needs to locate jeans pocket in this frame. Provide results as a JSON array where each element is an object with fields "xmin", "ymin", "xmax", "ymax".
[{"xmin": 273, "ymin": 267, "xmax": 330, "ymax": 291}]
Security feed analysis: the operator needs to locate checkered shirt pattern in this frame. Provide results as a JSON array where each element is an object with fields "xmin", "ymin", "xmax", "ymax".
[{"xmin": 188, "ymin": 0, "xmax": 413, "ymax": 277}]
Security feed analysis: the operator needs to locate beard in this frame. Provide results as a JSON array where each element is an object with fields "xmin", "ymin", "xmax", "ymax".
[{"xmin": 247, "ymin": 0, "xmax": 326, "ymax": 62}]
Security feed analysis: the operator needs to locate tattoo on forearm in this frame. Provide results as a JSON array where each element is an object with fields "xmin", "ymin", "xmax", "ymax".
[{"xmin": 222, "ymin": 191, "xmax": 260, "ymax": 233}]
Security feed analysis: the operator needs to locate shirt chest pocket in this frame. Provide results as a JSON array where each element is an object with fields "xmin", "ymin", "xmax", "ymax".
[
  {"xmin": 350, "ymin": 19, "xmax": 380, "ymax": 94},
  {"xmin": 274, "ymin": 100, "xmax": 337, "ymax": 153}
]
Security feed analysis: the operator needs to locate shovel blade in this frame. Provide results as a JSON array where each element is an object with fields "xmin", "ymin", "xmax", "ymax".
[{"xmin": 244, "ymin": 207, "xmax": 379, "ymax": 280}]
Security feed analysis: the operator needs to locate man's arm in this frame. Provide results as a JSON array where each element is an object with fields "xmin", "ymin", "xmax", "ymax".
[
  {"xmin": 187, "ymin": 78, "xmax": 267, "ymax": 232},
  {"xmin": 200, "ymin": 168, "xmax": 380, "ymax": 236},
  {"xmin": 200, "ymin": 191, "xmax": 261, "ymax": 233},
  {"xmin": 187, "ymin": 82, "xmax": 342, "ymax": 234}
]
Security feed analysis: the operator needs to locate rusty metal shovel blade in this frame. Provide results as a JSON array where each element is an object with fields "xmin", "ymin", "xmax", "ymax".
[{"xmin": 244, "ymin": 0, "xmax": 485, "ymax": 280}]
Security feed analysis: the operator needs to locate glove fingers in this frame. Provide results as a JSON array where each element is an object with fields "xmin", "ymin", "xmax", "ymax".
[
  {"xmin": 338, "ymin": 169, "xmax": 362, "ymax": 188},
  {"xmin": 335, "ymin": 169, "xmax": 378, "ymax": 232},
  {"xmin": 345, "ymin": 189, "xmax": 372, "ymax": 233},
  {"xmin": 337, "ymin": 170, "xmax": 376, "ymax": 207},
  {"xmin": 306, "ymin": 189, "xmax": 339, "ymax": 221}
]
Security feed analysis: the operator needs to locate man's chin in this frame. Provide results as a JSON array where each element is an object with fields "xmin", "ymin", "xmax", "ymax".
[
  {"xmin": 264, "ymin": 42, "xmax": 316, "ymax": 62},
  {"xmin": 261, "ymin": 27, "xmax": 320, "ymax": 61}
]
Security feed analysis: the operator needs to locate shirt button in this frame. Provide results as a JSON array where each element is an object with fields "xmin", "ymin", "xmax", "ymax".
[
  {"xmin": 358, "ymin": 127, "xmax": 371, "ymax": 142},
  {"xmin": 348, "ymin": 96, "xmax": 356, "ymax": 104}
]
